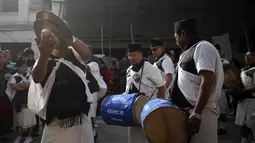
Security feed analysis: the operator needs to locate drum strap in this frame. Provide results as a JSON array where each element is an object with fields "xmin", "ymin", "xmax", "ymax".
[{"xmin": 138, "ymin": 63, "xmax": 145, "ymax": 94}]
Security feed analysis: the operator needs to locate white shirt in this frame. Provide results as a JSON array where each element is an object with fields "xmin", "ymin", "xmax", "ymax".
[
  {"xmin": 5, "ymin": 72, "xmax": 31, "ymax": 101},
  {"xmin": 177, "ymin": 41, "xmax": 224, "ymax": 109},
  {"xmin": 221, "ymin": 58, "xmax": 229, "ymax": 64},
  {"xmin": 125, "ymin": 61, "xmax": 164, "ymax": 98},
  {"xmin": 154, "ymin": 54, "xmax": 174, "ymax": 84},
  {"xmin": 88, "ymin": 62, "xmax": 107, "ymax": 89}
]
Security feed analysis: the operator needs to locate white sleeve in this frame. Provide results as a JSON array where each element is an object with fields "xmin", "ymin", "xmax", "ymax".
[
  {"xmin": 253, "ymin": 72, "xmax": 255, "ymax": 85},
  {"xmin": 162, "ymin": 58, "xmax": 174, "ymax": 75},
  {"xmin": 149, "ymin": 66, "xmax": 164, "ymax": 87},
  {"xmin": 28, "ymin": 75, "xmax": 32, "ymax": 82},
  {"xmin": 88, "ymin": 62, "xmax": 100, "ymax": 72},
  {"xmin": 9, "ymin": 76, "xmax": 16, "ymax": 84},
  {"xmin": 193, "ymin": 42, "xmax": 217, "ymax": 73}
]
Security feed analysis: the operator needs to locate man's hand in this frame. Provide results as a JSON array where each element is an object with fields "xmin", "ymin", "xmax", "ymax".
[
  {"xmin": 35, "ymin": 29, "xmax": 54, "ymax": 56},
  {"xmin": 187, "ymin": 115, "xmax": 202, "ymax": 136},
  {"xmin": 164, "ymin": 73, "xmax": 172, "ymax": 89},
  {"xmin": 157, "ymin": 86, "xmax": 165, "ymax": 99}
]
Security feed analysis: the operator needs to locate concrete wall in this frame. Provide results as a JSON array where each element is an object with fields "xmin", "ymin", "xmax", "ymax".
[{"xmin": 0, "ymin": 0, "xmax": 51, "ymax": 59}]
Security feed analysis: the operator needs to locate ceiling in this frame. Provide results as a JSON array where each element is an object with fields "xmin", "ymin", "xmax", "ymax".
[{"xmin": 65, "ymin": 0, "xmax": 245, "ymax": 40}]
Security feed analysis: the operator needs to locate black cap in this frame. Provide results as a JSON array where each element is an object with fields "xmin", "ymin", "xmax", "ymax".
[
  {"xmin": 151, "ymin": 38, "xmax": 164, "ymax": 47},
  {"xmin": 127, "ymin": 44, "xmax": 142, "ymax": 52},
  {"xmin": 23, "ymin": 48, "xmax": 34, "ymax": 57},
  {"xmin": 174, "ymin": 18, "xmax": 198, "ymax": 35}
]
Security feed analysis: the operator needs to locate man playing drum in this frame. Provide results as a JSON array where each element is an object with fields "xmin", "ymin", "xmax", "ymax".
[
  {"xmin": 171, "ymin": 18, "xmax": 224, "ymax": 143},
  {"xmin": 124, "ymin": 43, "xmax": 165, "ymax": 143}
]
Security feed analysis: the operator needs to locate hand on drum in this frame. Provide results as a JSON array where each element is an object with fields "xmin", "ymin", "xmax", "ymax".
[{"xmin": 187, "ymin": 115, "xmax": 201, "ymax": 136}]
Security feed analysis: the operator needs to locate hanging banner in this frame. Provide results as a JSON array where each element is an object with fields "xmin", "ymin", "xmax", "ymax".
[{"xmin": 212, "ymin": 33, "xmax": 232, "ymax": 62}]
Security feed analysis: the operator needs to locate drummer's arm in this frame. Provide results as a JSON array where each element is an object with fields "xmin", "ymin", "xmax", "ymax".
[
  {"xmin": 151, "ymin": 66, "xmax": 165, "ymax": 98},
  {"xmin": 71, "ymin": 38, "xmax": 91, "ymax": 61},
  {"xmin": 193, "ymin": 71, "xmax": 215, "ymax": 115},
  {"xmin": 245, "ymin": 86, "xmax": 255, "ymax": 93},
  {"xmin": 193, "ymin": 44, "xmax": 217, "ymax": 115},
  {"xmin": 157, "ymin": 86, "xmax": 165, "ymax": 99}
]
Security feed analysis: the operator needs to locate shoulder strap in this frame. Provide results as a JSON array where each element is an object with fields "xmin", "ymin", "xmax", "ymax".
[
  {"xmin": 156, "ymin": 58, "xmax": 165, "ymax": 72},
  {"xmin": 14, "ymin": 75, "xmax": 22, "ymax": 83}
]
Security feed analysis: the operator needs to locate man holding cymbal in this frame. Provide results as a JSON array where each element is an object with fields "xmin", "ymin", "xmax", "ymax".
[{"xmin": 28, "ymin": 11, "xmax": 94, "ymax": 143}]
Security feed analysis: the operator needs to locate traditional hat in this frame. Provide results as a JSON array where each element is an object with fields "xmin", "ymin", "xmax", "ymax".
[
  {"xmin": 174, "ymin": 18, "xmax": 198, "ymax": 35},
  {"xmin": 151, "ymin": 38, "xmax": 164, "ymax": 47},
  {"xmin": 127, "ymin": 44, "xmax": 142, "ymax": 52}
]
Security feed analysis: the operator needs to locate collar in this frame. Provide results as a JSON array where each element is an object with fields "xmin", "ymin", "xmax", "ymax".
[
  {"xmin": 243, "ymin": 64, "xmax": 255, "ymax": 71},
  {"xmin": 182, "ymin": 36, "xmax": 202, "ymax": 52},
  {"xmin": 132, "ymin": 59, "xmax": 145, "ymax": 72},
  {"xmin": 155, "ymin": 53, "xmax": 165, "ymax": 62}
]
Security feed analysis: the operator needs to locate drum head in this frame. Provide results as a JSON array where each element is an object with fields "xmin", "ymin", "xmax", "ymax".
[
  {"xmin": 143, "ymin": 107, "xmax": 187, "ymax": 143},
  {"xmin": 133, "ymin": 96, "xmax": 150, "ymax": 124}
]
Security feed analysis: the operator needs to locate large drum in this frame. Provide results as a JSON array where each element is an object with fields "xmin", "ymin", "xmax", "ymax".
[
  {"xmin": 101, "ymin": 93, "xmax": 150, "ymax": 126},
  {"xmin": 141, "ymin": 99, "xmax": 188, "ymax": 143}
]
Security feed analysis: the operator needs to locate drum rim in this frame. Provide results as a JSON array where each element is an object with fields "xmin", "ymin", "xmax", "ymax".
[
  {"xmin": 142, "ymin": 105, "xmax": 187, "ymax": 126},
  {"xmin": 132, "ymin": 95, "xmax": 150, "ymax": 124},
  {"xmin": 142, "ymin": 106, "xmax": 187, "ymax": 143}
]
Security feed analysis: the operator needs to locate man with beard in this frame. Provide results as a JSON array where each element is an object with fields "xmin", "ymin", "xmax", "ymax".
[
  {"xmin": 0, "ymin": 51, "xmax": 14, "ymax": 141},
  {"xmin": 170, "ymin": 18, "xmax": 224, "ymax": 143},
  {"xmin": 124, "ymin": 43, "xmax": 165, "ymax": 143}
]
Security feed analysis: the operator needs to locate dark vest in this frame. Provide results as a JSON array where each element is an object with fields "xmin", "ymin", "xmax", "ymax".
[
  {"xmin": 155, "ymin": 54, "xmax": 166, "ymax": 72},
  {"xmin": 170, "ymin": 42, "xmax": 200, "ymax": 108},
  {"xmin": 85, "ymin": 66, "xmax": 100, "ymax": 94},
  {"xmin": 43, "ymin": 51, "xmax": 91, "ymax": 127},
  {"xmin": 127, "ymin": 60, "xmax": 145, "ymax": 94}
]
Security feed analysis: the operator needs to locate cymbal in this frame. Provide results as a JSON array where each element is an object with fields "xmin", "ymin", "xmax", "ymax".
[
  {"xmin": 33, "ymin": 19, "xmax": 62, "ymax": 46},
  {"xmin": 36, "ymin": 11, "xmax": 73, "ymax": 45}
]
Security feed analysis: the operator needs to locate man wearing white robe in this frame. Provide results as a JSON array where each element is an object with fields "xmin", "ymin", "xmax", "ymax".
[{"xmin": 124, "ymin": 43, "xmax": 165, "ymax": 143}]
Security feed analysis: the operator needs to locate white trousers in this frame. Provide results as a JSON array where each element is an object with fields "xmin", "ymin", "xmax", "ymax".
[
  {"xmin": 190, "ymin": 108, "xmax": 218, "ymax": 143},
  {"xmin": 41, "ymin": 115, "xmax": 94, "ymax": 143},
  {"xmin": 16, "ymin": 108, "xmax": 36, "ymax": 129},
  {"xmin": 89, "ymin": 92, "xmax": 98, "ymax": 118},
  {"xmin": 128, "ymin": 127, "xmax": 148, "ymax": 143},
  {"xmin": 218, "ymin": 91, "xmax": 227, "ymax": 114}
]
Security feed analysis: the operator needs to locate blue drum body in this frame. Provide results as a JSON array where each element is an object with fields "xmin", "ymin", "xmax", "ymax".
[
  {"xmin": 101, "ymin": 93, "xmax": 138, "ymax": 126},
  {"xmin": 141, "ymin": 99, "xmax": 182, "ymax": 128},
  {"xmin": 141, "ymin": 99, "xmax": 188, "ymax": 143}
]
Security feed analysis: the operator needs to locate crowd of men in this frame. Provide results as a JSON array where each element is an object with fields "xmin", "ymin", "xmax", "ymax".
[{"xmin": 0, "ymin": 17, "xmax": 255, "ymax": 143}]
